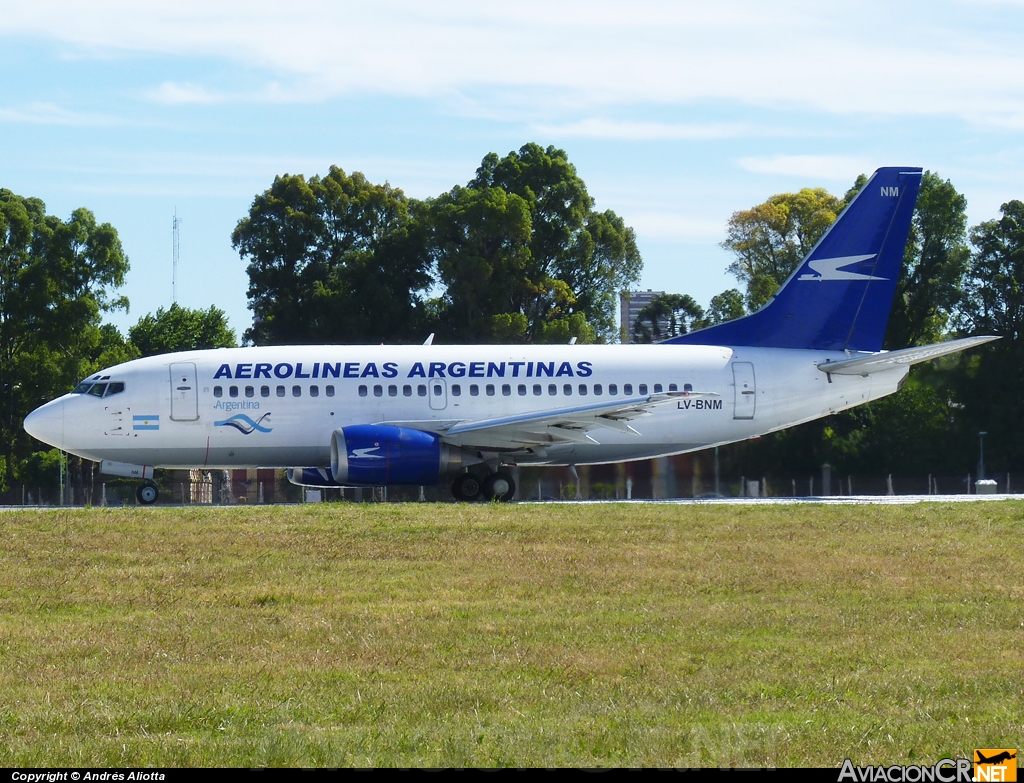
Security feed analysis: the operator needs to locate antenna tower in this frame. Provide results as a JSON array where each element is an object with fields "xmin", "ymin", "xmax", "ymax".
[{"xmin": 172, "ymin": 209, "xmax": 180, "ymax": 304}]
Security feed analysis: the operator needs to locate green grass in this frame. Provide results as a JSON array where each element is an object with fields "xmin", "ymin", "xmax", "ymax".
[{"xmin": 0, "ymin": 502, "xmax": 1021, "ymax": 766}]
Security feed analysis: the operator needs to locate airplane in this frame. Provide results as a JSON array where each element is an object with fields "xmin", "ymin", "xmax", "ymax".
[
  {"xmin": 975, "ymin": 751, "xmax": 1016, "ymax": 765},
  {"xmin": 23, "ymin": 167, "xmax": 997, "ymax": 504}
]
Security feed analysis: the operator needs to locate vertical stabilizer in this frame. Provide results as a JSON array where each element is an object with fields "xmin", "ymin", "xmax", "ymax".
[{"xmin": 666, "ymin": 167, "xmax": 923, "ymax": 352}]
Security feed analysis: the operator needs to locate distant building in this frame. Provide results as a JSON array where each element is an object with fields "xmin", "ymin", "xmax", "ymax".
[{"xmin": 619, "ymin": 289, "xmax": 666, "ymax": 343}]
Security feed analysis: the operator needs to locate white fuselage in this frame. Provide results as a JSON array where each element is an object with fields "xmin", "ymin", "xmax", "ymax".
[{"xmin": 24, "ymin": 344, "xmax": 907, "ymax": 472}]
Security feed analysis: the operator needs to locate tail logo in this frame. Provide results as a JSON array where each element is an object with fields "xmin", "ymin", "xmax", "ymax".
[
  {"xmin": 214, "ymin": 413, "xmax": 273, "ymax": 434},
  {"xmin": 798, "ymin": 254, "xmax": 886, "ymax": 282}
]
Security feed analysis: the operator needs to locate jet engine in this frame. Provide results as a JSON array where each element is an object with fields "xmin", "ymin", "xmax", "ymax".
[
  {"xmin": 286, "ymin": 426, "xmax": 481, "ymax": 489},
  {"xmin": 286, "ymin": 467, "xmax": 342, "ymax": 487},
  {"xmin": 330, "ymin": 424, "xmax": 474, "ymax": 486}
]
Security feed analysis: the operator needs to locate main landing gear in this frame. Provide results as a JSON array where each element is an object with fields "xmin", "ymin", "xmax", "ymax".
[
  {"xmin": 136, "ymin": 483, "xmax": 159, "ymax": 505},
  {"xmin": 452, "ymin": 470, "xmax": 516, "ymax": 502}
]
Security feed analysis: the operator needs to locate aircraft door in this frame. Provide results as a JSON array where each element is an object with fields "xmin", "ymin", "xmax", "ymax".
[
  {"xmin": 169, "ymin": 362, "xmax": 200, "ymax": 421},
  {"xmin": 732, "ymin": 362, "xmax": 756, "ymax": 420},
  {"xmin": 429, "ymin": 379, "xmax": 447, "ymax": 410}
]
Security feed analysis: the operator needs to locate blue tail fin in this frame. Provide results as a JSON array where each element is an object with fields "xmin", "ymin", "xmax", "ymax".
[{"xmin": 666, "ymin": 167, "xmax": 923, "ymax": 352}]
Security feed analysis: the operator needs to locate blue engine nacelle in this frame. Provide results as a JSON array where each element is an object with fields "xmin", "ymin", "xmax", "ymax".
[
  {"xmin": 287, "ymin": 467, "xmax": 343, "ymax": 487},
  {"xmin": 330, "ymin": 425, "xmax": 471, "ymax": 486}
]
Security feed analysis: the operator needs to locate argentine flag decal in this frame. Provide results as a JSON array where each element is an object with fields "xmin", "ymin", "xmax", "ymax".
[{"xmin": 133, "ymin": 415, "xmax": 160, "ymax": 431}]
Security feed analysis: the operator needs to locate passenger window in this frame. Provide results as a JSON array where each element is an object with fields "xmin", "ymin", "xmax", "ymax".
[
  {"xmin": 245, "ymin": 386, "xmax": 254, "ymax": 398},
  {"xmin": 277, "ymin": 385, "xmax": 286, "ymax": 397},
  {"xmin": 594, "ymin": 384, "xmax": 603, "ymax": 395},
  {"xmin": 292, "ymin": 385, "xmax": 302, "ymax": 397},
  {"xmin": 88, "ymin": 383, "xmax": 107, "ymax": 397},
  {"xmin": 654, "ymin": 383, "xmax": 662, "ymax": 393},
  {"xmin": 639, "ymin": 384, "xmax": 648, "ymax": 395},
  {"xmin": 684, "ymin": 383, "xmax": 693, "ymax": 393},
  {"xmin": 578, "ymin": 384, "xmax": 587, "ymax": 396},
  {"xmin": 623, "ymin": 384, "xmax": 633, "ymax": 395},
  {"xmin": 669, "ymin": 383, "xmax": 677, "ymax": 392},
  {"xmin": 518, "ymin": 384, "xmax": 527, "ymax": 396},
  {"xmin": 388, "ymin": 384, "xmax": 397, "ymax": 397},
  {"xmin": 326, "ymin": 386, "xmax": 335, "ymax": 397},
  {"xmin": 418, "ymin": 384, "xmax": 427, "ymax": 397},
  {"xmin": 261, "ymin": 385, "xmax": 270, "ymax": 398},
  {"xmin": 373, "ymin": 385, "xmax": 383, "ymax": 397},
  {"xmin": 229, "ymin": 386, "xmax": 238, "ymax": 398},
  {"xmin": 563, "ymin": 384, "xmax": 572, "ymax": 396},
  {"xmin": 533, "ymin": 384, "xmax": 542, "ymax": 396},
  {"xmin": 470, "ymin": 385, "xmax": 479, "ymax": 396},
  {"xmin": 609, "ymin": 384, "xmax": 618, "ymax": 395},
  {"xmin": 403, "ymin": 384, "xmax": 413, "ymax": 397},
  {"xmin": 105, "ymin": 382, "xmax": 125, "ymax": 396},
  {"xmin": 310, "ymin": 385, "xmax": 319, "ymax": 397},
  {"xmin": 501, "ymin": 384, "xmax": 511, "ymax": 396},
  {"xmin": 433, "ymin": 383, "xmax": 443, "ymax": 396},
  {"xmin": 451, "ymin": 384, "xmax": 461, "ymax": 397},
  {"xmin": 485, "ymin": 384, "xmax": 495, "ymax": 396},
  {"xmin": 548, "ymin": 384, "xmax": 557, "ymax": 396},
  {"xmin": 358, "ymin": 385, "xmax": 368, "ymax": 397}
]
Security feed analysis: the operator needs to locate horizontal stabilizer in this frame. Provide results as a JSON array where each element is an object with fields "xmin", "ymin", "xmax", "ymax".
[{"xmin": 817, "ymin": 336, "xmax": 1000, "ymax": 376}]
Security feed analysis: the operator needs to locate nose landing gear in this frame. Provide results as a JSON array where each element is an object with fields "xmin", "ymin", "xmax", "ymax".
[{"xmin": 136, "ymin": 483, "xmax": 159, "ymax": 505}]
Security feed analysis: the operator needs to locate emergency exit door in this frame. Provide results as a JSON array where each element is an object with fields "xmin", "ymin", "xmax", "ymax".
[
  {"xmin": 169, "ymin": 362, "xmax": 199, "ymax": 421},
  {"xmin": 732, "ymin": 362, "xmax": 756, "ymax": 420}
]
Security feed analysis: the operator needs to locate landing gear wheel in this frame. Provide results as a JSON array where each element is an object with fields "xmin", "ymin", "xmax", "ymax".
[
  {"xmin": 452, "ymin": 473, "xmax": 483, "ymax": 502},
  {"xmin": 137, "ymin": 483, "xmax": 159, "ymax": 505},
  {"xmin": 482, "ymin": 471, "xmax": 516, "ymax": 502}
]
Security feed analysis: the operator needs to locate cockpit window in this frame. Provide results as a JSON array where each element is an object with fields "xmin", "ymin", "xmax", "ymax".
[
  {"xmin": 88, "ymin": 383, "xmax": 107, "ymax": 397},
  {"xmin": 72, "ymin": 383, "xmax": 92, "ymax": 394},
  {"xmin": 105, "ymin": 382, "xmax": 125, "ymax": 396}
]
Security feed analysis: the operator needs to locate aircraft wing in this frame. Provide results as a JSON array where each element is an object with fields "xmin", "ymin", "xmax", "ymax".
[
  {"xmin": 817, "ymin": 336, "xmax": 999, "ymax": 376},
  {"xmin": 384, "ymin": 391, "xmax": 718, "ymax": 451}
]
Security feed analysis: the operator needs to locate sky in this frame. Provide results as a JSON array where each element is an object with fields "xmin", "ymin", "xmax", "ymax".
[{"xmin": 3, "ymin": 0, "xmax": 1024, "ymax": 340}]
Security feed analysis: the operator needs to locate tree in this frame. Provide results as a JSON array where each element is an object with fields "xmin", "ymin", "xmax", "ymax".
[
  {"xmin": 633, "ymin": 293, "xmax": 705, "ymax": 343},
  {"xmin": 721, "ymin": 188, "xmax": 844, "ymax": 310},
  {"xmin": 952, "ymin": 200, "xmax": 1024, "ymax": 471},
  {"xmin": 233, "ymin": 167, "xmax": 431, "ymax": 345},
  {"xmin": 440, "ymin": 143, "xmax": 641, "ymax": 342},
  {"xmin": 961, "ymin": 200, "xmax": 1024, "ymax": 342},
  {"xmin": 129, "ymin": 303, "xmax": 236, "ymax": 357},
  {"xmin": 885, "ymin": 172, "xmax": 970, "ymax": 349},
  {"xmin": 426, "ymin": 185, "xmax": 534, "ymax": 342},
  {"xmin": 704, "ymin": 289, "xmax": 745, "ymax": 326},
  {"xmin": 0, "ymin": 190, "xmax": 129, "ymax": 497}
]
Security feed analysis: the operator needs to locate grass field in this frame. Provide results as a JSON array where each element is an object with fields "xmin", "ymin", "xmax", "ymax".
[{"xmin": 0, "ymin": 501, "xmax": 1021, "ymax": 767}]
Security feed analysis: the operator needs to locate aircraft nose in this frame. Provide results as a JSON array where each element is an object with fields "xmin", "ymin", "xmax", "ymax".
[{"xmin": 23, "ymin": 399, "xmax": 65, "ymax": 449}]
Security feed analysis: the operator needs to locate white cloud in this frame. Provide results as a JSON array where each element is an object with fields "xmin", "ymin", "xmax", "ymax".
[
  {"xmin": 626, "ymin": 212, "xmax": 725, "ymax": 241},
  {"xmin": 2, "ymin": 1, "xmax": 1024, "ymax": 127},
  {"xmin": 0, "ymin": 102, "xmax": 120, "ymax": 126},
  {"xmin": 145, "ymin": 82, "xmax": 222, "ymax": 105},
  {"xmin": 533, "ymin": 119, "xmax": 752, "ymax": 141},
  {"xmin": 736, "ymin": 154, "xmax": 876, "ymax": 182}
]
